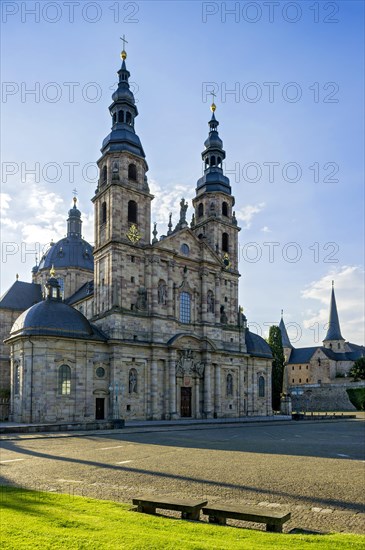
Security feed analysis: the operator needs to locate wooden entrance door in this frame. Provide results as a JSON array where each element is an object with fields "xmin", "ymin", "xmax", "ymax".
[
  {"xmin": 180, "ymin": 387, "xmax": 192, "ymax": 417},
  {"xmin": 95, "ymin": 398, "xmax": 105, "ymax": 420}
]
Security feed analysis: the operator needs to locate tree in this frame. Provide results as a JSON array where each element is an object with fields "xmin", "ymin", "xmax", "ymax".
[
  {"xmin": 268, "ymin": 325, "xmax": 285, "ymax": 411},
  {"xmin": 349, "ymin": 357, "xmax": 365, "ymax": 381}
]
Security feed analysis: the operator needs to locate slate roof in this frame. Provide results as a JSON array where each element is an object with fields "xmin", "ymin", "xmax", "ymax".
[
  {"xmin": 37, "ymin": 236, "xmax": 93, "ymax": 272},
  {"xmin": 66, "ymin": 281, "xmax": 94, "ymax": 305},
  {"xmin": 0, "ymin": 281, "xmax": 42, "ymax": 311},
  {"xmin": 288, "ymin": 343, "xmax": 365, "ymax": 364},
  {"xmin": 323, "ymin": 287, "xmax": 343, "ymax": 341},
  {"xmin": 279, "ymin": 317, "xmax": 293, "ymax": 348},
  {"xmin": 245, "ymin": 330, "xmax": 273, "ymax": 359},
  {"xmin": 288, "ymin": 347, "xmax": 319, "ymax": 364},
  {"xmin": 7, "ymin": 299, "xmax": 106, "ymax": 342}
]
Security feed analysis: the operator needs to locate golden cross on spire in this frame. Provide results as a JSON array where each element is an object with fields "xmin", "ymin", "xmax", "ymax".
[
  {"xmin": 120, "ymin": 34, "xmax": 128, "ymax": 60},
  {"xmin": 50, "ymin": 265, "xmax": 56, "ymax": 277},
  {"xmin": 73, "ymin": 188, "xmax": 78, "ymax": 205}
]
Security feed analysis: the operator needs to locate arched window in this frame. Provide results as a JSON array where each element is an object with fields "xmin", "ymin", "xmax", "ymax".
[
  {"xmin": 14, "ymin": 363, "xmax": 20, "ymax": 395},
  {"xmin": 222, "ymin": 202, "xmax": 228, "ymax": 216},
  {"xmin": 226, "ymin": 373, "xmax": 233, "ymax": 396},
  {"xmin": 258, "ymin": 376, "xmax": 265, "ymax": 397},
  {"xmin": 129, "ymin": 368, "xmax": 138, "ymax": 393},
  {"xmin": 126, "ymin": 112, "xmax": 132, "ymax": 125},
  {"xmin": 128, "ymin": 163, "xmax": 137, "ymax": 181},
  {"xmin": 118, "ymin": 110, "xmax": 124, "ymax": 123},
  {"xmin": 101, "ymin": 202, "xmax": 107, "ymax": 224},
  {"xmin": 210, "ymin": 155, "xmax": 216, "ymax": 166},
  {"xmin": 102, "ymin": 165, "xmax": 107, "ymax": 185},
  {"xmin": 198, "ymin": 203, "xmax": 204, "ymax": 218},
  {"xmin": 207, "ymin": 290, "xmax": 215, "ymax": 313},
  {"xmin": 57, "ymin": 278, "xmax": 64, "ymax": 299},
  {"xmin": 217, "ymin": 156, "xmax": 222, "ymax": 167},
  {"xmin": 205, "ymin": 158, "xmax": 209, "ymax": 170},
  {"xmin": 128, "ymin": 200, "xmax": 137, "ymax": 223},
  {"xmin": 179, "ymin": 292, "xmax": 191, "ymax": 324},
  {"xmin": 112, "ymin": 113, "xmax": 117, "ymax": 124},
  {"xmin": 59, "ymin": 365, "xmax": 71, "ymax": 395},
  {"xmin": 222, "ymin": 232, "xmax": 229, "ymax": 252}
]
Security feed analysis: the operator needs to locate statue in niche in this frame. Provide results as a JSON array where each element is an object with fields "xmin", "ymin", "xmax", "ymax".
[
  {"xmin": 136, "ymin": 287, "xmax": 147, "ymax": 310},
  {"xmin": 158, "ymin": 280, "xmax": 167, "ymax": 305},
  {"xmin": 129, "ymin": 369, "xmax": 138, "ymax": 393},
  {"xmin": 207, "ymin": 290, "xmax": 215, "ymax": 313},
  {"xmin": 220, "ymin": 305, "xmax": 228, "ymax": 324}
]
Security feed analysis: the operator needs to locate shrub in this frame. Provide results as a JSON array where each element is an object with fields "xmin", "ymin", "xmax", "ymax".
[{"xmin": 346, "ymin": 388, "xmax": 365, "ymax": 411}]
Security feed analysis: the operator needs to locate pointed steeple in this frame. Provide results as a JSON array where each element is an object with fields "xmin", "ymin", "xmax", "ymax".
[
  {"xmin": 279, "ymin": 311, "xmax": 293, "ymax": 349},
  {"xmin": 67, "ymin": 195, "xmax": 82, "ymax": 238},
  {"xmin": 196, "ymin": 102, "xmax": 231, "ymax": 197},
  {"xmin": 323, "ymin": 281, "xmax": 344, "ymax": 341},
  {"xmin": 100, "ymin": 43, "xmax": 146, "ymax": 161}
]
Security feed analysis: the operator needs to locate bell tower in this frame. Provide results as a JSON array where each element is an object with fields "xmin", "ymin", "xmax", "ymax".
[
  {"xmin": 192, "ymin": 102, "xmax": 240, "ymax": 272},
  {"xmin": 92, "ymin": 42, "xmax": 153, "ymax": 318}
]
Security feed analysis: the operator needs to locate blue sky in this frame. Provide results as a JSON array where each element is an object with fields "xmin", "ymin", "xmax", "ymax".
[{"xmin": 1, "ymin": 0, "xmax": 364, "ymax": 346}]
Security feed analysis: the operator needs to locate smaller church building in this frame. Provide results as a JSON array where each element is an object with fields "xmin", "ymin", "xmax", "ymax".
[{"xmin": 279, "ymin": 285, "xmax": 365, "ymax": 410}]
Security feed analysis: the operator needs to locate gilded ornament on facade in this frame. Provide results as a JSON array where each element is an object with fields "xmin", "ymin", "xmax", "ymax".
[
  {"xmin": 126, "ymin": 224, "xmax": 141, "ymax": 243},
  {"xmin": 223, "ymin": 253, "xmax": 231, "ymax": 268}
]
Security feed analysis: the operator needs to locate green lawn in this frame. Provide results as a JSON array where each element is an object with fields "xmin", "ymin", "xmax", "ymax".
[{"xmin": 0, "ymin": 487, "xmax": 364, "ymax": 549}]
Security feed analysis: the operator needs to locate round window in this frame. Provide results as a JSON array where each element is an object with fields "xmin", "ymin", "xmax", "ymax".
[{"xmin": 96, "ymin": 367, "xmax": 105, "ymax": 378}]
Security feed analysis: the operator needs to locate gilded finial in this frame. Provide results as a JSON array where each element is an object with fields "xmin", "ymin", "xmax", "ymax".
[
  {"xmin": 281, "ymin": 309, "xmax": 284, "ymax": 318},
  {"xmin": 332, "ymin": 280, "xmax": 334, "ymax": 288},
  {"xmin": 16, "ymin": 273, "xmax": 19, "ymax": 280},
  {"xmin": 120, "ymin": 34, "xmax": 128, "ymax": 60},
  {"xmin": 50, "ymin": 265, "xmax": 56, "ymax": 278},
  {"xmin": 73, "ymin": 188, "xmax": 78, "ymax": 205},
  {"xmin": 210, "ymin": 90, "xmax": 217, "ymax": 112}
]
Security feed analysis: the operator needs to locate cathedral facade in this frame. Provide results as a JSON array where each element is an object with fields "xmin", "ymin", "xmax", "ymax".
[{"xmin": 2, "ymin": 48, "xmax": 273, "ymax": 424}]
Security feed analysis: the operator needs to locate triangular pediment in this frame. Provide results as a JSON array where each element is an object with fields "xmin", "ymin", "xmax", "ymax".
[{"xmin": 153, "ymin": 227, "xmax": 222, "ymax": 267}]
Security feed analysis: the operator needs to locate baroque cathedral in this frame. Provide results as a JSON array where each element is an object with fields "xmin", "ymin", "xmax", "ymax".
[{"xmin": 0, "ymin": 47, "xmax": 273, "ymax": 424}]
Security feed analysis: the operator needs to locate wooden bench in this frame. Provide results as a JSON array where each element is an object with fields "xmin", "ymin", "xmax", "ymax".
[
  {"xmin": 132, "ymin": 495, "xmax": 208, "ymax": 521},
  {"xmin": 202, "ymin": 503, "xmax": 291, "ymax": 532}
]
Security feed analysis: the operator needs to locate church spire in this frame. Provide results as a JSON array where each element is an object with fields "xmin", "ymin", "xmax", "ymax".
[
  {"xmin": 99, "ymin": 40, "xmax": 146, "ymax": 161},
  {"xmin": 323, "ymin": 281, "xmax": 344, "ymax": 341},
  {"xmin": 195, "ymin": 101, "xmax": 231, "ymax": 197},
  {"xmin": 279, "ymin": 311, "xmax": 293, "ymax": 349},
  {"xmin": 67, "ymin": 193, "xmax": 82, "ymax": 238}
]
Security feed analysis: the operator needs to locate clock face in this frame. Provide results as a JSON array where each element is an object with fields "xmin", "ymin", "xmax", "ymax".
[
  {"xmin": 223, "ymin": 253, "xmax": 231, "ymax": 268},
  {"xmin": 126, "ymin": 224, "xmax": 141, "ymax": 243}
]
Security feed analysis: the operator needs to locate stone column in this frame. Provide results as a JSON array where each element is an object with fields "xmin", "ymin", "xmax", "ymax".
[
  {"xmin": 239, "ymin": 364, "xmax": 245, "ymax": 417},
  {"xmin": 151, "ymin": 256, "xmax": 159, "ymax": 315},
  {"xmin": 145, "ymin": 257, "xmax": 152, "ymax": 314},
  {"xmin": 195, "ymin": 378, "xmax": 201, "ymax": 419},
  {"xmin": 150, "ymin": 357, "xmax": 158, "ymax": 420},
  {"xmin": 204, "ymin": 354, "xmax": 212, "ymax": 418},
  {"xmin": 201, "ymin": 268, "xmax": 208, "ymax": 323},
  {"xmin": 214, "ymin": 363, "xmax": 221, "ymax": 417},
  {"xmin": 168, "ymin": 349, "xmax": 177, "ymax": 419},
  {"xmin": 167, "ymin": 261, "xmax": 174, "ymax": 317},
  {"xmin": 215, "ymin": 275, "xmax": 221, "ymax": 323}
]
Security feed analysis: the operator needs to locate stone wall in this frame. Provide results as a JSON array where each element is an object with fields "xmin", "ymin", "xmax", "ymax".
[{"xmin": 290, "ymin": 381, "xmax": 365, "ymax": 412}]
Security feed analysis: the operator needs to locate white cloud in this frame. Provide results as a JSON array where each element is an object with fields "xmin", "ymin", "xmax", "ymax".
[
  {"xmin": 150, "ymin": 179, "xmax": 193, "ymax": 234},
  {"xmin": 301, "ymin": 266, "xmax": 365, "ymax": 345},
  {"xmin": 235, "ymin": 202, "xmax": 265, "ymax": 228},
  {"xmin": 261, "ymin": 225, "xmax": 271, "ymax": 233}
]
